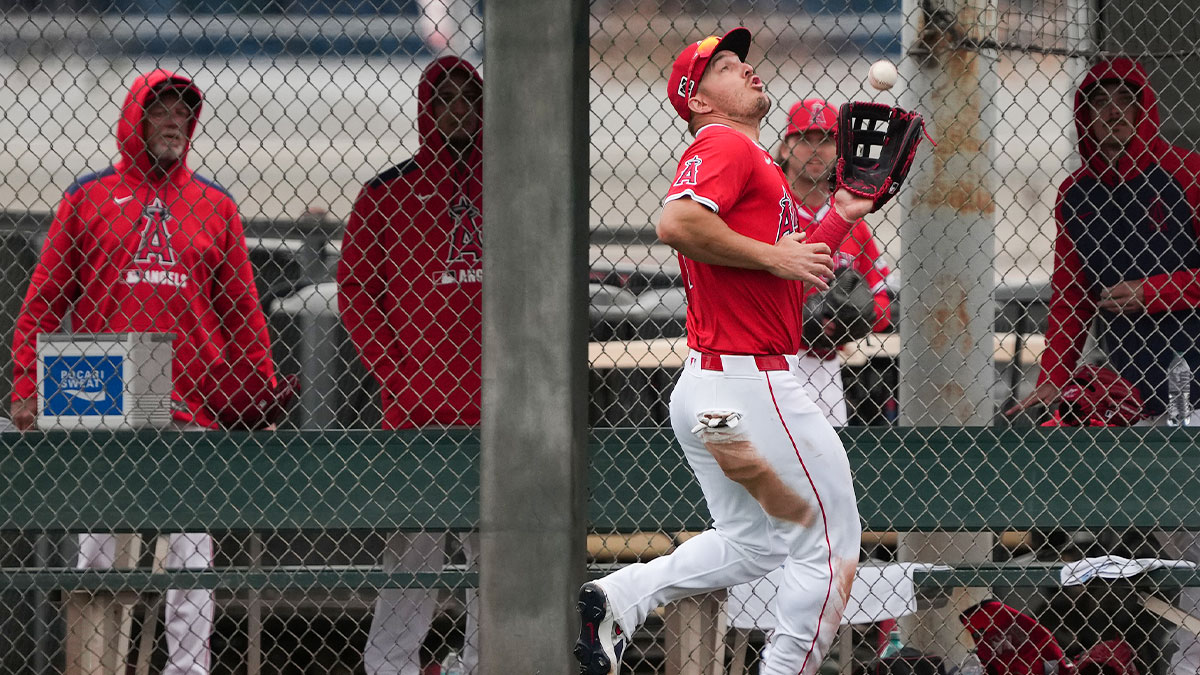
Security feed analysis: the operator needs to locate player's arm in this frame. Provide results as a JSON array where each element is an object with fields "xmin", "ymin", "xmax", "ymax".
[
  {"xmin": 853, "ymin": 224, "xmax": 893, "ymax": 331},
  {"xmin": 656, "ymin": 197, "xmax": 834, "ymax": 289},
  {"xmin": 10, "ymin": 193, "xmax": 84, "ymax": 429},
  {"xmin": 337, "ymin": 185, "xmax": 404, "ymax": 388},
  {"xmin": 1006, "ymin": 202, "xmax": 1094, "ymax": 415},
  {"xmin": 211, "ymin": 201, "xmax": 275, "ymax": 381}
]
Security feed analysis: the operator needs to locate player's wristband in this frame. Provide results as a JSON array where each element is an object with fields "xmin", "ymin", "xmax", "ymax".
[{"xmin": 809, "ymin": 207, "xmax": 855, "ymax": 248}]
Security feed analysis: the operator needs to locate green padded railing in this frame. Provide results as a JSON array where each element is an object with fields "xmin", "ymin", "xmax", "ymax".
[{"xmin": 3, "ymin": 427, "xmax": 1199, "ymax": 590}]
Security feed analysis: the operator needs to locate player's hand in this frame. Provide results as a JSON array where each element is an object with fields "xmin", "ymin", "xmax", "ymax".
[
  {"xmin": 768, "ymin": 232, "xmax": 833, "ymax": 289},
  {"xmin": 1098, "ymin": 280, "xmax": 1146, "ymax": 314},
  {"xmin": 1005, "ymin": 380, "xmax": 1062, "ymax": 416},
  {"xmin": 833, "ymin": 188, "xmax": 875, "ymax": 222},
  {"xmin": 10, "ymin": 397, "xmax": 36, "ymax": 430}
]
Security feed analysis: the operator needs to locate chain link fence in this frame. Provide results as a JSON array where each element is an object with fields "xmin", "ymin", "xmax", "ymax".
[{"xmin": 1, "ymin": 0, "xmax": 1199, "ymax": 673}]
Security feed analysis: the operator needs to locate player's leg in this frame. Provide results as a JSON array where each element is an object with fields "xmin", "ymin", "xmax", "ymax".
[
  {"xmin": 794, "ymin": 352, "xmax": 847, "ymax": 426},
  {"xmin": 755, "ymin": 408, "xmax": 860, "ymax": 675},
  {"xmin": 162, "ymin": 532, "xmax": 214, "ymax": 675},
  {"xmin": 77, "ymin": 533, "xmax": 117, "ymax": 568},
  {"xmin": 595, "ymin": 367, "xmax": 792, "ymax": 632},
  {"xmin": 364, "ymin": 531, "xmax": 445, "ymax": 675},
  {"xmin": 458, "ymin": 532, "xmax": 480, "ymax": 674}
]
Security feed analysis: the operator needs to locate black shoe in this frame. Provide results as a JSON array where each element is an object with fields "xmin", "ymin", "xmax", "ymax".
[{"xmin": 573, "ymin": 582, "xmax": 627, "ymax": 675}]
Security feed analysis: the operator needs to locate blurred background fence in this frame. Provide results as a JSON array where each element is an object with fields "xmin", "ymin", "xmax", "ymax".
[{"xmin": 1, "ymin": 0, "xmax": 1199, "ymax": 674}]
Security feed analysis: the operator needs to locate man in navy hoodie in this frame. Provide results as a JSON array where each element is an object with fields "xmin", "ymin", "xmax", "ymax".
[{"xmin": 1008, "ymin": 58, "xmax": 1200, "ymax": 674}]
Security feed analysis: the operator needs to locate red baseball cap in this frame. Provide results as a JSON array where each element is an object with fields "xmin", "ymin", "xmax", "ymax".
[
  {"xmin": 785, "ymin": 98, "xmax": 838, "ymax": 137},
  {"xmin": 667, "ymin": 27, "xmax": 752, "ymax": 121}
]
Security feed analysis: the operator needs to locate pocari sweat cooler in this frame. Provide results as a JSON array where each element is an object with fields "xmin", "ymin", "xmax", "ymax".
[{"xmin": 37, "ymin": 333, "xmax": 175, "ymax": 429}]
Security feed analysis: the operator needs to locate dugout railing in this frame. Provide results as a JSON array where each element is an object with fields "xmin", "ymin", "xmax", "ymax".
[{"xmin": 3, "ymin": 426, "xmax": 1200, "ymax": 672}]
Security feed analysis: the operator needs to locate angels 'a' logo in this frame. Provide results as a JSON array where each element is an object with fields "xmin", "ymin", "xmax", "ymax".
[
  {"xmin": 674, "ymin": 155, "xmax": 702, "ymax": 187},
  {"xmin": 134, "ymin": 198, "xmax": 176, "ymax": 265},
  {"xmin": 776, "ymin": 193, "xmax": 800, "ymax": 240},
  {"xmin": 447, "ymin": 196, "xmax": 483, "ymax": 263}
]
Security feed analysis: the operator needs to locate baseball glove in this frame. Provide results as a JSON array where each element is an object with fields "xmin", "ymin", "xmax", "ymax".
[
  {"xmin": 802, "ymin": 268, "xmax": 877, "ymax": 352},
  {"xmin": 203, "ymin": 361, "xmax": 300, "ymax": 430},
  {"xmin": 834, "ymin": 101, "xmax": 926, "ymax": 212}
]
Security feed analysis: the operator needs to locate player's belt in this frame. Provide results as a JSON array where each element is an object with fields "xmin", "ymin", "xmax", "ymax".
[{"xmin": 699, "ymin": 353, "xmax": 789, "ymax": 372}]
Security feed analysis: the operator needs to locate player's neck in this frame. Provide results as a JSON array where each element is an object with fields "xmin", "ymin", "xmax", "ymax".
[
  {"xmin": 695, "ymin": 112, "xmax": 760, "ymax": 143},
  {"xmin": 790, "ymin": 179, "xmax": 830, "ymax": 212}
]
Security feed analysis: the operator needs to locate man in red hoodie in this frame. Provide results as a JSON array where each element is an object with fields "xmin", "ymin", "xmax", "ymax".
[
  {"xmin": 10, "ymin": 70, "xmax": 281, "ymax": 675},
  {"xmin": 338, "ymin": 56, "xmax": 482, "ymax": 675},
  {"xmin": 1006, "ymin": 58, "xmax": 1200, "ymax": 674}
]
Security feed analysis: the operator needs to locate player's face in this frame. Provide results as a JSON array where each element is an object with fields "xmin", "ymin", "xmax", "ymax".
[
  {"xmin": 695, "ymin": 51, "xmax": 770, "ymax": 122},
  {"xmin": 432, "ymin": 70, "xmax": 482, "ymax": 150},
  {"xmin": 781, "ymin": 129, "xmax": 836, "ymax": 185},
  {"xmin": 1084, "ymin": 81, "xmax": 1138, "ymax": 153},
  {"xmin": 142, "ymin": 90, "xmax": 193, "ymax": 168}
]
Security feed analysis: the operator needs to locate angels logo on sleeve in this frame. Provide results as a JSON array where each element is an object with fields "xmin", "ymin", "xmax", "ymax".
[{"xmin": 674, "ymin": 155, "xmax": 702, "ymax": 187}]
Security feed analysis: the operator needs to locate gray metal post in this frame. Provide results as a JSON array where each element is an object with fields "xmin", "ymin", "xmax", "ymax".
[
  {"xmin": 896, "ymin": 0, "xmax": 999, "ymax": 664},
  {"xmin": 480, "ymin": 1, "xmax": 590, "ymax": 673}
]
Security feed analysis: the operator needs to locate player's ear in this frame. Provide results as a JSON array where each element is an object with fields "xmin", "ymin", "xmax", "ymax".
[{"xmin": 687, "ymin": 95, "xmax": 712, "ymax": 118}]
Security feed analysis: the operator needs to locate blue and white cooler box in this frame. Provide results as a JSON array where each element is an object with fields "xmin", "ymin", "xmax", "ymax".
[{"xmin": 37, "ymin": 333, "xmax": 175, "ymax": 429}]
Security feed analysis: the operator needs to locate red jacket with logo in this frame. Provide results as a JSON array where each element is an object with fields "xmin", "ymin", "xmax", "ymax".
[
  {"xmin": 11, "ymin": 69, "xmax": 276, "ymax": 427},
  {"xmin": 338, "ymin": 57, "xmax": 483, "ymax": 430}
]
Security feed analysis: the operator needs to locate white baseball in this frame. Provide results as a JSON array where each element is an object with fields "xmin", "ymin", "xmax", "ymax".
[{"xmin": 868, "ymin": 60, "xmax": 898, "ymax": 91}]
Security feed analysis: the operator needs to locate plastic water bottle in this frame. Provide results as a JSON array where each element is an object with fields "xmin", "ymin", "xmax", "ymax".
[
  {"xmin": 958, "ymin": 651, "xmax": 984, "ymax": 675},
  {"xmin": 880, "ymin": 626, "xmax": 904, "ymax": 658},
  {"xmin": 1167, "ymin": 352, "xmax": 1191, "ymax": 427},
  {"xmin": 441, "ymin": 651, "xmax": 464, "ymax": 675}
]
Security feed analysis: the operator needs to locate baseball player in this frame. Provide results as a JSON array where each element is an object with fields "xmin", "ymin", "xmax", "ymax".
[
  {"xmin": 575, "ymin": 28, "xmax": 881, "ymax": 675},
  {"xmin": 779, "ymin": 98, "xmax": 892, "ymax": 425},
  {"xmin": 10, "ymin": 70, "xmax": 281, "ymax": 675},
  {"xmin": 337, "ymin": 56, "xmax": 482, "ymax": 675},
  {"xmin": 724, "ymin": 97, "xmax": 895, "ymax": 639}
]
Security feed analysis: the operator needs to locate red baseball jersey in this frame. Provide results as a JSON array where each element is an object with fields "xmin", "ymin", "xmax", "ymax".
[{"xmin": 664, "ymin": 124, "xmax": 811, "ymax": 355}]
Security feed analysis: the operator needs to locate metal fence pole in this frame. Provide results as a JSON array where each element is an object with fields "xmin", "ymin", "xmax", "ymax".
[
  {"xmin": 480, "ymin": 1, "xmax": 590, "ymax": 674},
  {"xmin": 896, "ymin": 0, "xmax": 1000, "ymax": 663}
]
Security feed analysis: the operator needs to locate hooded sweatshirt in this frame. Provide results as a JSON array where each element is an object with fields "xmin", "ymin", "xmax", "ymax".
[
  {"xmin": 11, "ymin": 69, "xmax": 276, "ymax": 427},
  {"xmin": 1041, "ymin": 58, "xmax": 1200, "ymax": 415},
  {"xmin": 338, "ymin": 57, "xmax": 483, "ymax": 430}
]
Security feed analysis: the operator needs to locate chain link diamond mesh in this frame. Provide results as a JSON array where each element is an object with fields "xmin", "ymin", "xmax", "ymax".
[{"xmin": 0, "ymin": 0, "xmax": 1198, "ymax": 673}]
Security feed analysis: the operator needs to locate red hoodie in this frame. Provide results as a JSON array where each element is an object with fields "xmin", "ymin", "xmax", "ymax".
[
  {"xmin": 1039, "ymin": 58, "xmax": 1200, "ymax": 413},
  {"xmin": 11, "ymin": 69, "xmax": 276, "ymax": 428},
  {"xmin": 338, "ymin": 57, "xmax": 483, "ymax": 430}
]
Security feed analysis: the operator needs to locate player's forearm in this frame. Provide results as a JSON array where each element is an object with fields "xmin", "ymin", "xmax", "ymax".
[
  {"xmin": 1143, "ymin": 269, "xmax": 1200, "ymax": 313},
  {"xmin": 656, "ymin": 202, "xmax": 776, "ymax": 271},
  {"xmin": 806, "ymin": 205, "xmax": 856, "ymax": 248}
]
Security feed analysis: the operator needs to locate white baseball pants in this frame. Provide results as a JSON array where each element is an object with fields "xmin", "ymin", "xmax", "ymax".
[
  {"xmin": 597, "ymin": 351, "xmax": 861, "ymax": 675},
  {"xmin": 77, "ymin": 532, "xmax": 213, "ymax": 675},
  {"xmin": 727, "ymin": 351, "xmax": 848, "ymax": 633},
  {"xmin": 793, "ymin": 352, "xmax": 848, "ymax": 427},
  {"xmin": 365, "ymin": 532, "xmax": 478, "ymax": 675}
]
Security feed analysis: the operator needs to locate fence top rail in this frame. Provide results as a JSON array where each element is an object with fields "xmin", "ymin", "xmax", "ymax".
[{"xmin": 1, "ymin": 427, "xmax": 1196, "ymax": 533}]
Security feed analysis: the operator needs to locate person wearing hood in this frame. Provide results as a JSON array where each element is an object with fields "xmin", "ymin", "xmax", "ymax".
[
  {"xmin": 10, "ymin": 70, "xmax": 283, "ymax": 675},
  {"xmin": 338, "ymin": 56, "xmax": 482, "ymax": 675},
  {"xmin": 1006, "ymin": 58, "xmax": 1200, "ymax": 674},
  {"xmin": 1008, "ymin": 58, "xmax": 1200, "ymax": 423}
]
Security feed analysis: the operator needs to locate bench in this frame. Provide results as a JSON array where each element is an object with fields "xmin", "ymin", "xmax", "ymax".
[{"xmin": 4, "ymin": 426, "xmax": 1200, "ymax": 674}]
